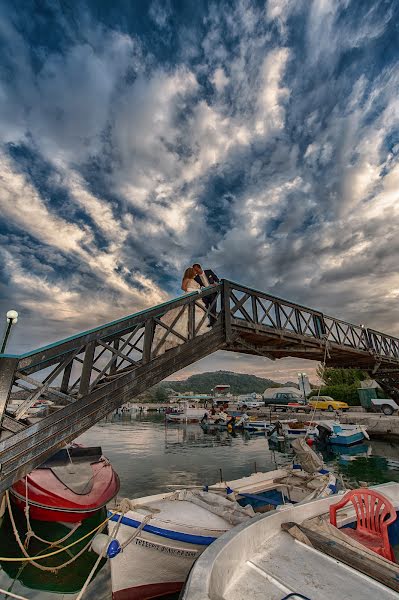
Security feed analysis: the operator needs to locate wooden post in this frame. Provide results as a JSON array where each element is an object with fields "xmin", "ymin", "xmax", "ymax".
[
  {"xmin": 60, "ymin": 359, "xmax": 73, "ymax": 393},
  {"xmin": 0, "ymin": 357, "xmax": 18, "ymax": 428},
  {"xmin": 78, "ymin": 341, "xmax": 96, "ymax": 397},
  {"xmin": 223, "ymin": 281, "xmax": 233, "ymax": 343},
  {"xmin": 142, "ymin": 319, "xmax": 154, "ymax": 364}
]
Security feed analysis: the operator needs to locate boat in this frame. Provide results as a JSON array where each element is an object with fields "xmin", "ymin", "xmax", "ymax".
[
  {"xmin": 316, "ymin": 420, "xmax": 369, "ymax": 445},
  {"xmin": 10, "ymin": 445, "xmax": 120, "ymax": 523},
  {"xmin": 105, "ymin": 440, "xmax": 338, "ymax": 599},
  {"xmin": 166, "ymin": 402, "xmax": 208, "ymax": 423},
  {"xmin": 181, "ymin": 482, "xmax": 399, "ymax": 600},
  {"xmin": 268, "ymin": 419, "xmax": 318, "ymax": 440}
]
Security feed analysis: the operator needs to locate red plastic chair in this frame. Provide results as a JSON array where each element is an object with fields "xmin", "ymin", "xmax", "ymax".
[{"xmin": 329, "ymin": 488, "xmax": 397, "ymax": 562}]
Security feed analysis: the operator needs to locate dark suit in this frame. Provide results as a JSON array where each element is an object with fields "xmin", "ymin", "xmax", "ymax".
[{"xmin": 194, "ymin": 269, "xmax": 220, "ymax": 325}]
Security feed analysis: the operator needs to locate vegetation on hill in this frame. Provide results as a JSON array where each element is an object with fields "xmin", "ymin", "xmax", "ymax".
[
  {"xmin": 162, "ymin": 371, "xmax": 283, "ymax": 395},
  {"xmin": 137, "ymin": 370, "xmax": 291, "ymax": 402}
]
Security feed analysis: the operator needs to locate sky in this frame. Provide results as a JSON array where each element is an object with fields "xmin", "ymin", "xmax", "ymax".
[{"xmin": 0, "ymin": 0, "xmax": 398, "ymax": 383}]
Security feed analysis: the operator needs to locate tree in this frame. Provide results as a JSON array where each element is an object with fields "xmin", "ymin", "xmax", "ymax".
[{"xmin": 316, "ymin": 366, "xmax": 368, "ymax": 387}]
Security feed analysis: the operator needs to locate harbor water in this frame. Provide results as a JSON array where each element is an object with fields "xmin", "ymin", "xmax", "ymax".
[{"xmin": 1, "ymin": 412, "xmax": 399, "ymax": 598}]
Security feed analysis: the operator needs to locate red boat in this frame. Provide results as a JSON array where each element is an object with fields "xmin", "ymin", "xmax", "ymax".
[{"xmin": 11, "ymin": 446, "xmax": 120, "ymax": 523}]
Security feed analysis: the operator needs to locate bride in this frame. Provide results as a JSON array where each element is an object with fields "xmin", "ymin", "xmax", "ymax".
[{"xmin": 152, "ymin": 268, "xmax": 210, "ymax": 355}]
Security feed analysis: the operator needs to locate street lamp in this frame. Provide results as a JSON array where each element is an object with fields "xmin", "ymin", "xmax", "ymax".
[
  {"xmin": 298, "ymin": 372, "xmax": 307, "ymax": 401},
  {"xmin": 1, "ymin": 310, "xmax": 18, "ymax": 353}
]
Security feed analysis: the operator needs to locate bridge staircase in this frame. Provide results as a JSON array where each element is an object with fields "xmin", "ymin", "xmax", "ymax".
[{"xmin": 0, "ymin": 280, "xmax": 399, "ymax": 494}]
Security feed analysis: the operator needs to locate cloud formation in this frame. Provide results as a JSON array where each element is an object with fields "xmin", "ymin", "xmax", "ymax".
[{"xmin": 0, "ymin": 0, "xmax": 398, "ymax": 382}]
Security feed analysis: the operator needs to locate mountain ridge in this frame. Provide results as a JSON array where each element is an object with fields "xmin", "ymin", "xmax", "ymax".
[{"xmin": 160, "ymin": 370, "xmax": 298, "ymax": 395}]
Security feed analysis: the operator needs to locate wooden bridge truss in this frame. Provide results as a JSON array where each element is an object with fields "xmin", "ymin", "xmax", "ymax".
[{"xmin": 0, "ymin": 279, "xmax": 398, "ymax": 493}]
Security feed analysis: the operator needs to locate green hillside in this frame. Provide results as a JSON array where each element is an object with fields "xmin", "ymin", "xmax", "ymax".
[{"xmin": 161, "ymin": 370, "xmax": 285, "ymax": 395}]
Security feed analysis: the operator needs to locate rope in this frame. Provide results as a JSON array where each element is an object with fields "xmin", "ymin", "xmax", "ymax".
[
  {"xmin": 23, "ymin": 476, "xmax": 81, "ymax": 549},
  {"xmin": 0, "ymin": 588, "xmax": 30, "ymax": 600},
  {"xmin": 3, "ymin": 491, "xmax": 116, "ymax": 563},
  {"xmin": 75, "ymin": 509, "xmax": 125, "ymax": 600},
  {"xmin": 76, "ymin": 500, "xmax": 156, "ymax": 599},
  {"xmin": 305, "ymin": 336, "xmax": 330, "ymax": 439}
]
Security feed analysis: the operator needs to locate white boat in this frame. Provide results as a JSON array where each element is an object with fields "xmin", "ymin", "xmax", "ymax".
[
  {"xmin": 166, "ymin": 401, "xmax": 208, "ymax": 423},
  {"xmin": 182, "ymin": 482, "xmax": 399, "ymax": 600},
  {"xmin": 269, "ymin": 419, "xmax": 318, "ymax": 440},
  {"xmin": 105, "ymin": 441, "xmax": 338, "ymax": 599}
]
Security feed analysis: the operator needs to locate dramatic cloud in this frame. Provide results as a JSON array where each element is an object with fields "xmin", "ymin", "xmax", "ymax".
[{"xmin": 0, "ymin": 0, "xmax": 398, "ymax": 383}]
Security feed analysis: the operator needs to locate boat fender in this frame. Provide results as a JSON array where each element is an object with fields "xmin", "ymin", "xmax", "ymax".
[
  {"xmin": 91, "ymin": 533, "xmax": 121, "ymax": 559},
  {"xmin": 328, "ymin": 483, "xmax": 337, "ymax": 494},
  {"xmin": 225, "ymin": 486, "xmax": 236, "ymax": 501}
]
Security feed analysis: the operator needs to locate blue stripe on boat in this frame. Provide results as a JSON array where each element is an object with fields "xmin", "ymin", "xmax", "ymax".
[{"xmin": 108, "ymin": 513, "xmax": 216, "ymax": 545}]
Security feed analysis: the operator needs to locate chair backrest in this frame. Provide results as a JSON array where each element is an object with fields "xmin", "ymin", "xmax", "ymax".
[{"xmin": 330, "ymin": 488, "xmax": 397, "ymax": 535}]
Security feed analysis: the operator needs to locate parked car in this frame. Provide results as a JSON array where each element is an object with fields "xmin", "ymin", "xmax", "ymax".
[
  {"xmin": 307, "ymin": 396, "xmax": 349, "ymax": 412},
  {"xmin": 264, "ymin": 392, "xmax": 311, "ymax": 413},
  {"xmin": 237, "ymin": 399, "xmax": 263, "ymax": 409}
]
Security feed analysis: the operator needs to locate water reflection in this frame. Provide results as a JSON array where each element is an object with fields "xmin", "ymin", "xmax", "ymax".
[{"xmin": 82, "ymin": 413, "xmax": 399, "ymax": 496}]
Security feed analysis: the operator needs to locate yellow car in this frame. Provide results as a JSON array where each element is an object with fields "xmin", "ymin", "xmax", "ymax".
[{"xmin": 308, "ymin": 396, "xmax": 349, "ymax": 411}]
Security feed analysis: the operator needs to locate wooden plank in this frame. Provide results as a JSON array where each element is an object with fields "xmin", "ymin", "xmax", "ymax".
[
  {"xmin": 0, "ymin": 358, "xmax": 18, "ymax": 428},
  {"xmin": 78, "ymin": 341, "xmax": 96, "ymax": 397},
  {"xmin": 2, "ymin": 415, "xmax": 27, "ymax": 433},
  {"xmin": 281, "ymin": 521, "xmax": 399, "ymax": 593},
  {"xmin": 223, "ymin": 281, "xmax": 233, "ymax": 343}
]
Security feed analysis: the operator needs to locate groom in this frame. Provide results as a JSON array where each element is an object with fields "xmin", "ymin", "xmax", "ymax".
[{"xmin": 193, "ymin": 263, "xmax": 220, "ymax": 326}]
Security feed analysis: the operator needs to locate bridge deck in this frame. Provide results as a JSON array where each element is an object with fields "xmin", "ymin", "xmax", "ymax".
[{"xmin": 0, "ymin": 279, "xmax": 398, "ymax": 493}]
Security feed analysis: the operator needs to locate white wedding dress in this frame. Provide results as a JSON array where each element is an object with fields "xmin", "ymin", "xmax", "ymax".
[{"xmin": 152, "ymin": 279, "xmax": 210, "ymax": 355}]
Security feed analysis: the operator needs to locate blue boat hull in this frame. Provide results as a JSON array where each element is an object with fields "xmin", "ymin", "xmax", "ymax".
[{"xmin": 329, "ymin": 431, "xmax": 365, "ymax": 446}]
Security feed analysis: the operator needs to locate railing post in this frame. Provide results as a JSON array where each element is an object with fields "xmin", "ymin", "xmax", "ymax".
[
  {"xmin": 0, "ymin": 357, "xmax": 18, "ymax": 428},
  {"xmin": 313, "ymin": 314, "xmax": 326, "ymax": 339},
  {"xmin": 110, "ymin": 339, "xmax": 120, "ymax": 375},
  {"xmin": 78, "ymin": 341, "xmax": 96, "ymax": 397},
  {"xmin": 275, "ymin": 302, "xmax": 282, "ymax": 330},
  {"xmin": 188, "ymin": 302, "xmax": 195, "ymax": 340},
  {"xmin": 142, "ymin": 319, "xmax": 155, "ymax": 364},
  {"xmin": 60, "ymin": 360, "xmax": 73, "ymax": 394},
  {"xmin": 222, "ymin": 280, "xmax": 233, "ymax": 343}
]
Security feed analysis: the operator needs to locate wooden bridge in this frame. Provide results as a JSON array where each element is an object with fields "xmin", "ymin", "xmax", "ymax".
[{"xmin": 1, "ymin": 279, "xmax": 399, "ymax": 494}]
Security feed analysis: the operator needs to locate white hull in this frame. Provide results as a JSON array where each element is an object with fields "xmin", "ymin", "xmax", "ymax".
[
  {"xmin": 109, "ymin": 463, "xmax": 337, "ymax": 598},
  {"xmin": 182, "ymin": 482, "xmax": 399, "ymax": 600}
]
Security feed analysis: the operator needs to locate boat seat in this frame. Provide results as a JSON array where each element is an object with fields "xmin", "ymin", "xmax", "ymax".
[{"xmin": 330, "ymin": 489, "xmax": 396, "ymax": 562}]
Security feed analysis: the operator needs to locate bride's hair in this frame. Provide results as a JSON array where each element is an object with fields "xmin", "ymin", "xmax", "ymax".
[{"xmin": 183, "ymin": 267, "xmax": 196, "ymax": 280}]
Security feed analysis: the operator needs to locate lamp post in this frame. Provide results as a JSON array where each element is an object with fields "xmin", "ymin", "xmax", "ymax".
[
  {"xmin": 1, "ymin": 310, "xmax": 18, "ymax": 353},
  {"xmin": 298, "ymin": 371, "xmax": 307, "ymax": 401}
]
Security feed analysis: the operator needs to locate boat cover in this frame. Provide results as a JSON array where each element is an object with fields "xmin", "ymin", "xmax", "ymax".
[
  {"xmin": 291, "ymin": 438, "xmax": 323, "ymax": 473},
  {"xmin": 175, "ymin": 490, "xmax": 255, "ymax": 525}
]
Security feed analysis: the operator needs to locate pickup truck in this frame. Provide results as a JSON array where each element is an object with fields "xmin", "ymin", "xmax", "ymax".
[{"xmin": 264, "ymin": 392, "xmax": 312, "ymax": 413}]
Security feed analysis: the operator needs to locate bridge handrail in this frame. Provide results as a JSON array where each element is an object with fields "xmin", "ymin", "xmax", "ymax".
[
  {"xmin": 225, "ymin": 280, "xmax": 399, "ymax": 358},
  {"xmin": 0, "ymin": 285, "xmax": 222, "ymax": 368}
]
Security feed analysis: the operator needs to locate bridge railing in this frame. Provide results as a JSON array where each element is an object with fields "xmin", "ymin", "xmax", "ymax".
[
  {"xmin": 0, "ymin": 285, "xmax": 222, "ymax": 426},
  {"xmin": 223, "ymin": 281, "xmax": 399, "ymax": 360}
]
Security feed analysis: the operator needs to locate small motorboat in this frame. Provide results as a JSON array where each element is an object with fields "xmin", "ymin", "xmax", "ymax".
[
  {"xmin": 166, "ymin": 403, "xmax": 208, "ymax": 423},
  {"xmin": 105, "ymin": 440, "xmax": 338, "ymax": 599},
  {"xmin": 11, "ymin": 446, "xmax": 120, "ymax": 523},
  {"xmin": 316, "ymin": 420, "xmax": 369, "ymax": 445},
  {"xmin": 268, "ymin": 419, "xmax": 318, "ymax": 440},
  {"xmin": 181, "ymin": 482, "xmax": 399, "ymax": 600}
]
